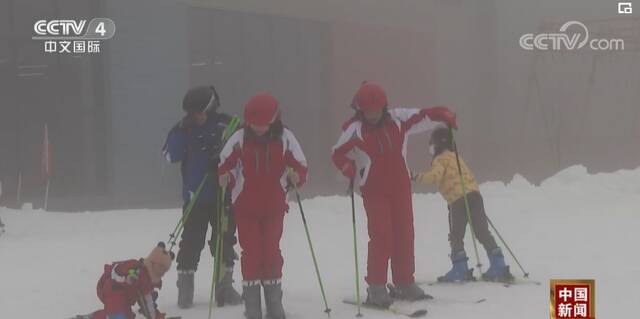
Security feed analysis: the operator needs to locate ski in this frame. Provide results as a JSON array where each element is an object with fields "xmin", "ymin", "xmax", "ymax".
[
  {"xmin": 501, "ymin": 278, "xmax": 542, "ymax": 287},
  {"xmin": 417, "ymin": 278, "xmax": 541, "ymax": 287},
  {"xmin": 437, "ymin": 297, "xmax": 488, "ymax": 305},
  {"xmin": 418, "ymin": 279, "xmax": 473, "ymax": 286},
  {"xmin": 67, "ymin": 315, "xmax": 181, "ymax": 319},
  {"xmin": 343, "ymin": 298, "xmax": 428, "ymax": 317},
  {"xmin": 388, "ymin": 283, "xmax": 487, "ymax": 305}
]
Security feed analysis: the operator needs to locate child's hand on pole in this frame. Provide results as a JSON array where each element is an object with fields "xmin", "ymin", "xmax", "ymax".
[
  {"xmin": 422, "ymin": 106, "xmax": 458, "ymax": 129},
  {"xmin": 341, "ymin": 162, "xmax": 356, "ymax": 181},
  {"xmin": 288, "ymin": 170, "xmax": 300, "ymax": 187},
  {"xmin": 219, "ymin": 173, "xmax": 230, "ymax": 188}
]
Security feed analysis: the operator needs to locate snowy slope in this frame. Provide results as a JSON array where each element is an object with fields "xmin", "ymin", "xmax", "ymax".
[{"xmin": 1, "ymin": 165, "xmax": 638, "ymax": 318}]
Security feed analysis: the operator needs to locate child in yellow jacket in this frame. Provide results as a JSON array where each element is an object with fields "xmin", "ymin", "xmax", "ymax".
[{"xmin": 415, "ymin": 127, "xmax": 513, "ymax": 283}]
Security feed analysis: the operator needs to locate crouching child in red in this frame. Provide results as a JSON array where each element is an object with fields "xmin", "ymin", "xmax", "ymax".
[{"xmin": 89, "ymin": 242, "xmax": 174, "ymax": 319}]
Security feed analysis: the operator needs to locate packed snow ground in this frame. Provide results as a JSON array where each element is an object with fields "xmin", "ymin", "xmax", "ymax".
[{"xmin": 1, "ymin": 165, "xmax": 639, "ymax": 318}]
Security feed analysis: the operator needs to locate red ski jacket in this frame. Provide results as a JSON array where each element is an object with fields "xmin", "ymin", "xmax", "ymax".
[
  {"xmin": 332, "ymin": 108, "xmax": 444, "ymax": 194},
  {"xmin": 218, "ymin": 127, "xmax": 308, "ymax": 214}
]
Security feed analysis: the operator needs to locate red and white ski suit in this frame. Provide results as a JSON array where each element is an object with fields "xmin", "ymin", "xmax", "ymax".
[
  {"xmin": 332, "ymin": 108, "xmax": 444, "ymax": 286},
  {"xmin": 218, "ymin": 127, "xmax": 308, "ymax": 283}
]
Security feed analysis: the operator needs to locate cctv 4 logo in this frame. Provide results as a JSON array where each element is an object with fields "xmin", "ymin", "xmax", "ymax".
[{"xmin": 34, "ymin": 20, "xmax": 108, "ymax": 37}]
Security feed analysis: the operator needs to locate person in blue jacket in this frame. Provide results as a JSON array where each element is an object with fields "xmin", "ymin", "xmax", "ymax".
[{"xmin": 162, "ymin": 85, "xmax": 241, "ymax": 308}]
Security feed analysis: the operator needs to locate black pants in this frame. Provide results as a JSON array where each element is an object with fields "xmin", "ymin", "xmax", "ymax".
[
  {"xmin": 176, "ymin": 198, "xmax": 238, "ymax": 271},
  {"xmin": 448, "ymin": 191, "xmax": 498, "ymax": 255}
]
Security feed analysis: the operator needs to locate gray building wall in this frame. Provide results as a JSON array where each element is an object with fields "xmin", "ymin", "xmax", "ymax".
[
  {"xmin": 1, "ymin": 0, "xmax": 638, "ymax": 210},
  {"xmin": 102, "ymin": 0, "xmax": 189, "ymax": 208}
]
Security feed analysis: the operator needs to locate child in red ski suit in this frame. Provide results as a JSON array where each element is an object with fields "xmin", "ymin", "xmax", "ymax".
[
  {"xmin": 89, "ymin": 242, "xmax": 173, "ymax": 319},
  {"xmin": 332, "ymin": 81, "xmax": 457, "ymax": 307},
  {"xmin": 218, "ymin": 92, "xmax": 308, "ymax": 319}
]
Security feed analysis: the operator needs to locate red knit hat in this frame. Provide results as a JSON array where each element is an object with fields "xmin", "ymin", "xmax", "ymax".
[
  {"xmin": 244, "ymin": 93, "xmax": 279, "ymax": 126},
  {"xmin": 351, "ymin": 81, "xmax": 388, "ymax": 112}
]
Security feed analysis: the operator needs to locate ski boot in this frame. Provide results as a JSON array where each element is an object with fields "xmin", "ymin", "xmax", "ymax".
[
  {"xmin": 177, "ymin": 269, "xmax": 195, "ymax": 309},
  {"xmin": 366, "ymin": 284, "xmax": 393, "ymax": 308},
  {"xmin": 215, "ymin": 267, "xmax": 243, "ymax": 306},
  {"xmin": 438, "ymin": 251, "xmax": 475, "ymax": 282},
  {"xmin": 482, "ymin": 248, "xmax": 514, "ymax": 283},
  {"xmin": 263, "ymin": 280, "xmax": 286, "ymax": 319},
  {"xmin": 243, "ymin": 281, "xmax": 263, "ymax": 319},
  {"xmin": 388, "ymin": 282, "xmax": 433, "ymax": 301}
]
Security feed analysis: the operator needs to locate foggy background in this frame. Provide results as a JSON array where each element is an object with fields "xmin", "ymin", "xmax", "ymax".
[{"xmin": 1, "ymin": 0, "xmax": 638, "ymax": 211}]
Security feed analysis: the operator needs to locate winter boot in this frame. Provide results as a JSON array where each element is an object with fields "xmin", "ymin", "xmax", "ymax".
[
  {"xmin": 482, "ymin": 248, "xmax": 514, "ymax": 283},
  {"xmin": 215, "ymin": 267, "xmax": 243, "ymax": 306},
  {"xmin": 438, "ymin": 251, "xmax": 475, "ymax": 282},
  {"xmin": 388, "ymin": 282, "xmax": 432, "ymax": 301},
  {"xmin": 263, "ymin": 280, "xmax": 286, "ymax": 319},
  {"xmin": 366, "ymin": 284, "xmax": 393, "ymax": 308},
  {"xmin": 243, "ymin": 281, "xmax": 263, "ymax": 319},
  {"xmin": 177, "ymin": 270, "xmax": 195, "ymax": 309}
]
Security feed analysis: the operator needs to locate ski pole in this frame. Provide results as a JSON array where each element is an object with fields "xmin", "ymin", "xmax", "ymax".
[
  {"xmin": 167, "ymin": 115, "xmax": 241, "ymax": 253},
  {"xmin": 292, "ymin": 181, "xmax": 332, "ymax": 317},
  {"xmin": 137, "ymin": 292, "xmax": 152, "ymax": 319},
  {"xmin": 168, "ymin": 175, "xmax": 207, "ymax": 252},
  {"xmin": 138, "ymin": 293, "xmax": 182, "ymax": 319},
  {"xmin": 209, "ymin": 116, "xmax": 242, "ymax": 316},
  {"xmin": 449, "ymin": 127, "xmax": 483, "ymax": 273},
  {"xmin": 485, "ymin": 215, "xmax": 530, "ymax": 278},
  {"xmin": 213, "ymin": 115, "xmax": 240, "ymax": 281},
  {"xmin": 349, "ymin": 180, "xmax": 363, "ymax": 317},
  {"xmin": 213, "ymin": 186, "xmax": 228, "ymax": 306},
  {"xmin": 219, "ymin": 188, "xmax": 230, "ymax": 287},
  {"xmin": 209, "ymin": 186, "xmax": 227, "ymax": 318}
]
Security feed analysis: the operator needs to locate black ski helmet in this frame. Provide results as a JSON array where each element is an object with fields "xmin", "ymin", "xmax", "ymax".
[
  {"xmin": 429, "ymin": 127, "xmax": 453, "ymax": 155},
  {"xmin": 182, "ymin": 85, "xmax": 220, "ymax": 113}
]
